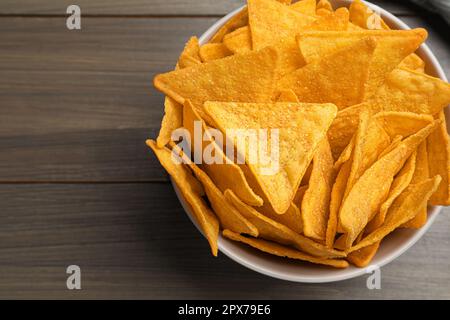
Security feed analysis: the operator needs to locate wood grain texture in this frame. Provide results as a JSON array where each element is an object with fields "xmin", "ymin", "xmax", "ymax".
[
  {"xmin": 0, "ymin": 183, "xmax": 449, "ymax": 299},
  {"xmin": 0, "ymin": 0, "xmax": 418, "ymax": 16}
]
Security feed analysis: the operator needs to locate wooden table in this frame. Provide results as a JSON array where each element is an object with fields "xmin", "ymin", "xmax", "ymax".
[{"xmin": 0, "ymin": 0, "xmax": 449, "ymax": 299}]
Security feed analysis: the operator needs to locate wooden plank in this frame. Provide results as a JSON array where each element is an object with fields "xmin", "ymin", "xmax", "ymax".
[
  {"xmin": 0, "ymin": 0, "xmax": 417, "ymax": 16},
  {"xmin": 0, "ymin": 183, "xmax": 449, "ymax": 299},
  {"xmin": 0, "ymin": 17, "xmax": 217, "ymax": 182}
]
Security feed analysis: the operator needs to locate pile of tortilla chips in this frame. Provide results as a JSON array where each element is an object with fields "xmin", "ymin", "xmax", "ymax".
[{"xmin": 148, "ymin": 0, "xmax": 450, "ymax": 268}]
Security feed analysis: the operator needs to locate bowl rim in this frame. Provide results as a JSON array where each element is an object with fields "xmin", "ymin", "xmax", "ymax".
[{"xmin": 171, "ymin": 0, "xmax": 447, "ymax": 283}]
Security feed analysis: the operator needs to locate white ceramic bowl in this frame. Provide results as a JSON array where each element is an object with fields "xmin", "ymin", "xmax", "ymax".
[{"xmin": 172, "ymin": 0, "xmax": 448, "ymax": 282}]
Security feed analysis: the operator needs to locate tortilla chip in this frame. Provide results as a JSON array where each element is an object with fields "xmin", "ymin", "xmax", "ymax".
[
  {"xmin": 307, "ymin": 7, "xmax": 349, "ymax": 31},
  {"xmin": 248, "ymin": 0, "xmax": 315, "ymax": 50},
  {"xmin": 182, "ymin": 101, "xmax": 263, "ymax": 206},
  {"xmin": 224, "ymin": 191, "xmax": 344, "ymax": 259},
  {"xmin": 326, "ymin": 159, "xmax": 351, "ymax": 248},
  {"xmin": 370, "ymin": 68, "xmax": 450, "ymax": 115},
  {"xmin": 276, "ymin": 89, "xmax": 300, "ymax": 102},
  {"xmin": 349, "ymin": 0, "xmax": 390, "ymax": 30},
  {"xmin": 334, "ymin": 136, "xmax": 354, "ymax": 170},
  {"xmin": 373, "ymin": 111, "xmax": 434, "ymax": 139},
  {"xmin": 317, "ymin": 0, "xmax": 333, "ymax": 12},
  {"xmin": 157, "ymin": 97, "xmax": 183, "ymax": 148},
  {"xmin": 297, "ymin": 29, "xmax": 427, "ymax": 98},
  {"xmin": 301, "ymin": 139, "xmax": 335, "ymax": 240},
  {"xmin": 399, "ymin": 54, "xmax": 425, "ymax": 73},
  {"xmin": 427, "ymin": 111, "xmax": 450, "ymax": 205},
  {"xmin": 223, "ymin": 230, "xmax": 348, "ymax": 268},
  {"xmin": 178, "ymin": 36, "xmax": 202, "ymax": 68},
  {"xmin": 327, "ymin": 103, "xmax": 366, "ymax": 158},
  {"xmin": 209, "ymin": 8, "xmax": 249, "ymax": 43},
  {"xmin": 248, "ymin": 0, "xmax": 315, "ymax": 75},
  {"xmin": 339, "ymin": 120, "xmax": 440, "ymax": 248},
  {"xmin": 290, "ymin": 0, "xmax": 316, "ymax": 16},
  {"xmin": 278, "ymin": 38, "xmax": 376, "ymax": 109},
  {"xmin": 199, "ymin": 43, "xmax": 232, "ymax": 62},
  {"xmin": 402, "ymin": 141, "xmax": 429, "ymax": 228},
  {"xmin": 223, "ymin": 26, "xmax": 252, "ymax": 54},
  {"xmin": 366, "ymin": 150, "xmax": 417, "ymax": 233},
  {"xmin": 147, "ymin": 140, "xmax": 219, "ymax": 256},
  {"xmin": 347, "ymin": 242, "xmax": 380, "ymax": 267},
  {"xmin": 204, "ymin": 101, "xmax": 337, "ymax": 214},
  {"xmin": 349, "ymin": 175, "xmax": 442, "ymax": 253},
  {"xmin": 293, "ymin": 184, "xmax": 308, "ymax": 207},
  {"xmin": 377, "ymin": 135, "xmax": 403, "ymax": 159},
  {"xmin": 154, "ymin": 47, "xmax": 278, "ymax": 125}
]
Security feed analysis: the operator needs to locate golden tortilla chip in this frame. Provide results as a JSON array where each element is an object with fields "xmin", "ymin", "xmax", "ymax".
[
  {"xmin": 370, "ymin": 68, "xmax": 450, "ymax": 115},
  {"xmin": 224, "ymin": 191, "xmax": 344, "ymax": 259},
  {"xmin": 147, "ymin": 140, "xmax": 219, "ymax": 256},
  {"xmin": 377, "ymin": 135, "xmax": 403, "ymax": 159},
  {"xmin": 317, "ymin": 0, "xmax": 333, "ymax": 12},
  {"xmin": 182, "ymin": 100, "xmax": 263, "ymax": 206},
  {"xmin": 373, "ymin": 111, "xmax": 433, "ymax": 139},
  {"xmin": 223, "ymin": 26, "xmax": 252, "ymax": 54},
  {"xmin": 248, "ymin": 0, "xmax": 315, "ymax": 75},
  {"xmin": 307, "ymin": 7, "xmax": 349, "ymax": 31},
  {"xmin": 402, "ymin": 141, "xmax": 429, "ymax": 228},
  {"xmin": 276, "ymin": 89, "xmax": 300, "ymax": 102},
  {"xmin": 297, "ymin": 29, "xmax": 427, "ymax": 98},
  {"xmin": 209, "ymin": 8, "xmax": 249, "ymax": 43},
  {"xmin": 349, "ymin": 176, "xmax": 442, "ymax": 253},
  {"xmin": 290, "ymin": 0, "xmax": 316, "ymax": 16},
  {"xmin": 204, "ymin": 101, "xmax": 337, "ymax": 214},
  {"xmin": 347, "ymin": 242, "xmax": 380, "ymax": 267},
  {"xmin": 339, "ymin": 120, "xmax": 440, "ymax": 248},
  {"xmin": 326, "ymin": 159, "xmax": 351, "ymax": 248},
  {"xmin": 178, "ymin": 36, "xmax": 202, "ymax": 68},
  {"xmin": 349, "ymin": 0, "xmax": 390, "ymax": 30},
  {"xmin": 344, "ymin": 111, "xmax": 391, "ymax": 201},
  {"xmin": 399, "ymin": 54, "xmax": 425, "ymax": 73},
  {"xmin": 301, "ymin": 139, "xmax": 335, "ymax": 240},
  {"xmin": 199, "ymin": 43, "xmax": 232, "ymax": 62},
  {"xmin": 157, "ymin": 97, "xmax": 183, "ymax": 148},
  {"xmin": 366, "ymin": 150, "xmax": 417, "ymax": 233},
  {"xmin": 248, "ymin": 0, "xmax": 315, "ymax": 50},
  {"xmin": 327, "ymin": 103, "xmax": 366, "ymax": 159},
  {"xmin": 278, "ymin": 38, "xmax": 376, "ymax": 109},
  {"xmin": 427, "ymin": 111, "xmax": 450, "ymax": 205},
  {"xmin": 154, "ymin": 47, "xmax": 278, "ymax": 125},
  {"xmin": 223, "ymin": 230, "xmax": 348, "ymax": 268}
]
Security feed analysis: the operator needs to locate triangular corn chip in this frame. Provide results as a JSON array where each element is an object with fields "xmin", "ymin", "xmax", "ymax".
[
  {"xmin": 347, "ymin": 241, "xmax": 380, "ymax": 267},
  {"xmin": 339, "ymin": 120, "xmax": 440, "ymax": 248},
  {"xmin": 349, "ymin": 0, "xmax": 390, "ymax": 30},
  {"xmin": 154, "ymin": 47, "xmax": 278, "ymax": 125},
  {"xmin": 317, "ymin": 0, "xmax": 333, "ymax": 12},
  {"xmin": 276, "ymin": 89, "xmax": 300, "ymax": 102},
  {"xmin": 366, "ymin": 150, "xmax": 417, "ymax": 233},
  {"xmin": 147, "ymin": 140, "xmax": 219, "ymax": 256},
  {"xmin": 427, "ymin": 111, "xmax": 450, "ymax": 205},
  {"xmin": 223, "ymin": 230, "xmax": 348, "ymax": 268},
  {"xmin": 307, "ymin": 7, "xmax": 349, "ymax": 31},
  {"xmin": 399, "ymin": 54, "xmax": 425, "ymax": 73},
  {"xmin": 178, "ymin": 36, "xmax": 202, "ymax": 68},
  {"xmin": 157, "ymin": 97, "xmax": 183, "ymax": 148},
  {"xmin": 402, "ymin": 141, "xmax": 429, "ymax": 228},
  {"xmin": 182, "ymin": 100, "xmax": 263, "ymax": 206},
  {"xmin": 224, "ymin": 191, "xmax": 344, "ymax": 259},
  {"xmin": 223, "ymin": 26, "xmax": 252, "ymax": 54},
  {"xmin": 199, "ymin": 43, "xmax": 232, "ymax": 62},
  {"xmin": 349, "ymin": 176, "xmax": 442, "ymax": 253},
  {"xmin": 297, "ymin": 29, "xmax": 427, "ymax": 98},
  {"xmin": 301, "ymin": 139, "xmax": 335, "ymax": 240},
  {"xmin": 209, "ymin": 8, "xmax": 248, "ymax": 43},
  {"xmin": 278, "ymin": 38, "xmax": 376, "ymax": 109},
  {"xmin": 370, "ymin": 68, "xmax": 450, "ymax": 115},
  {"xmin": 248, "ymin": 0, "xmax": 315, "ymax": 50},
  {"xmin": 290, "ymin": 0, "xmax": 316, "ymax": 16},
  {"xmin": 204, "ymin": 101, "xmax": 337, "ymax": 214},
  {"xmin": 374, "ymin": 111, "xmax": 433, "ymax": 139}
]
